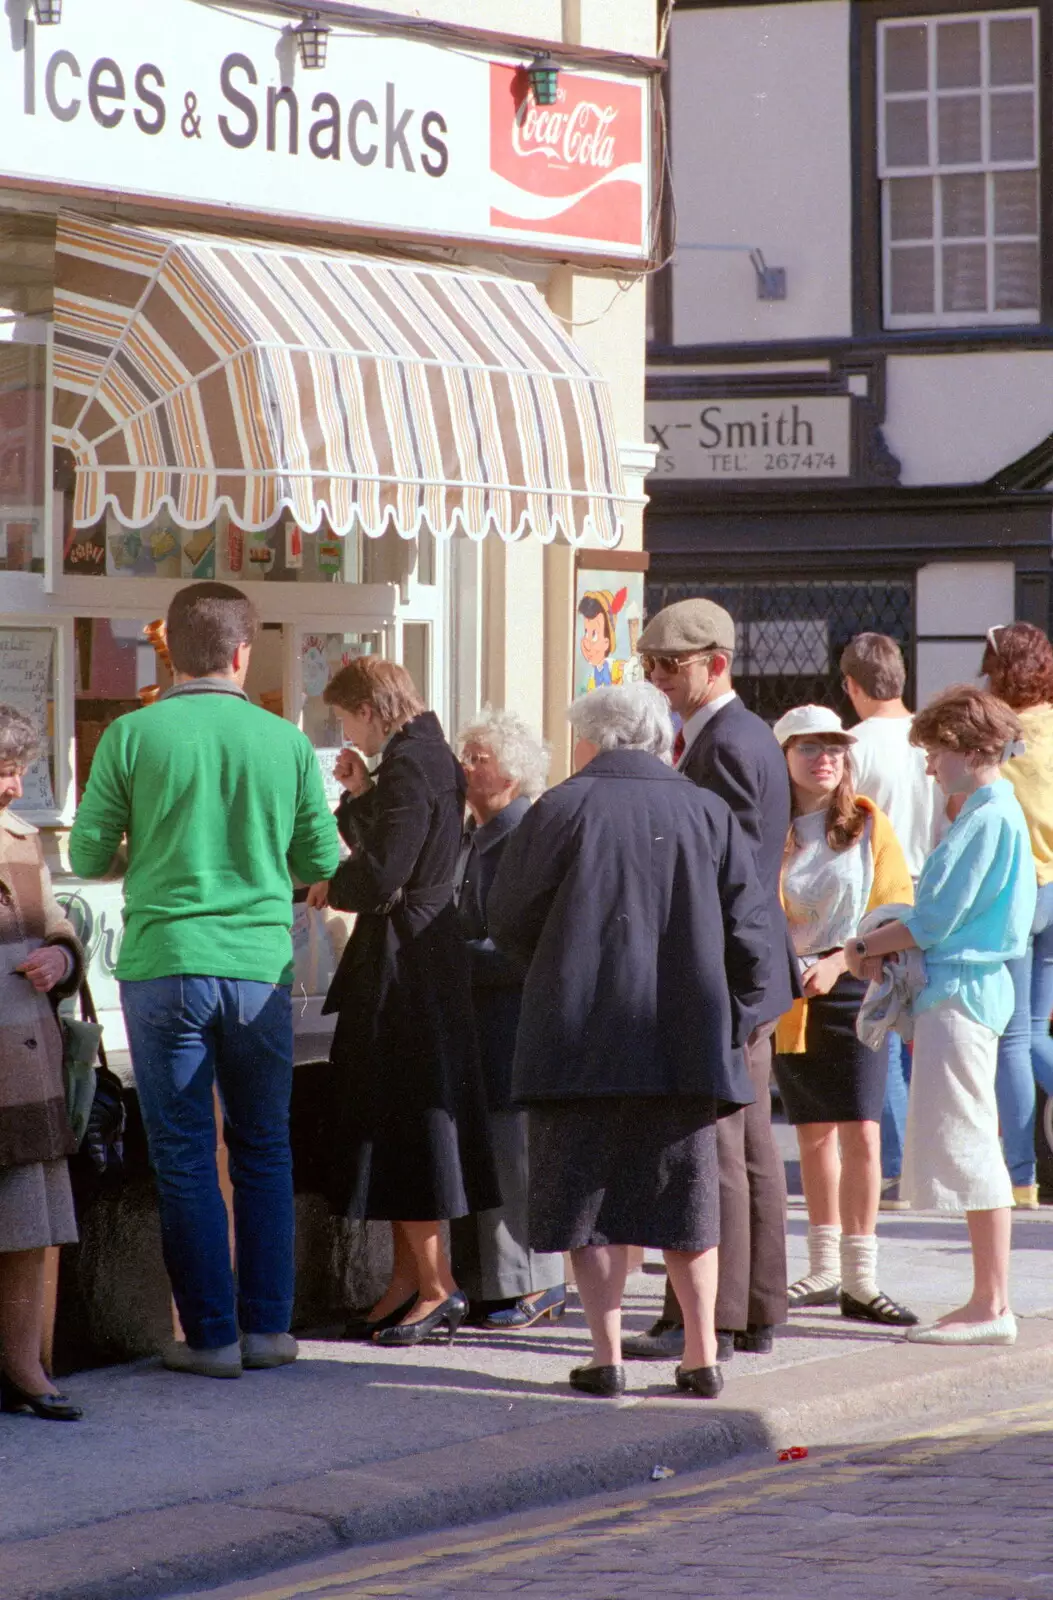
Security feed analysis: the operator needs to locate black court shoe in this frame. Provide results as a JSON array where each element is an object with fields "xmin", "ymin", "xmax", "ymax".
[
  {"xmin": 569, "ymin": 1363, "xmax": 626, "ymax": 1397},
  {"xmin": 839, "ymin": 1290, "xmax": 919, "ymax": 1327},
  {"xmin": 373, "ymin": 1290, "xmax": 469, "ymax": 1347},
  {"xmin": 734, "ymin": 1323, "xmax": 775, "ymax": 1354},
  {"xmin": 342, "ymin": 1293, "xmax": 418, "ymax": 1342},
  {"xmin": 675, "ymin": 1364, "xmax": 724, "ymax": 1399},
  {"xmin": 0, "ymin": 1373, "xmax": 82, "ymax": 1421}
]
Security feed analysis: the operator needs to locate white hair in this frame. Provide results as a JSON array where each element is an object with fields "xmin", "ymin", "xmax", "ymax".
[
  {"xmin": 567, "ymin": 682, "xmax": 674, "ymax": 761},
  {"xmin": 456, "ymin": 706, "xmax": 551, "ymax": 799}
]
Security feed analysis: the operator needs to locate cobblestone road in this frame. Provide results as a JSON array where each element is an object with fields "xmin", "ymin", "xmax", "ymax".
[{"xmin": 198, "ymin": 1394, "xmax": 1053, "ymax": 1600}]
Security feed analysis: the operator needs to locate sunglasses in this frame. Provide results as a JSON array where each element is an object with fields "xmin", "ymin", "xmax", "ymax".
[
  {"xmin": 641, "ymin": 651, "xmax": 711, "ymax": 677},
  {"xmin": 792, "ymin": 740, "xmax": 848, "ymax": 760}
]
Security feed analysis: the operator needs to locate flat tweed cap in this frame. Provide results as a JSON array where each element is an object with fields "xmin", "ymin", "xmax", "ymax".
[{"xmin": 637, "ymin": 598, "xmax": 736, "ymax": 655}]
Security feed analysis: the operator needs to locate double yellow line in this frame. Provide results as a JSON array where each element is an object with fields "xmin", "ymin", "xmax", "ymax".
[{"xmin": 236, "ymin": 1396, "xmax": 1053, "ymax": 1599}]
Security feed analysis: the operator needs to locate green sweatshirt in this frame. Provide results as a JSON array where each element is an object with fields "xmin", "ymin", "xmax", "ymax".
[{"xmin": 69, "ymin": 685, "xmax": 341, "ymax": 984}]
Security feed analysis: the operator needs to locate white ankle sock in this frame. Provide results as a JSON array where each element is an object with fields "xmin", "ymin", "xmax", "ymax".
[
  {"xmin": 840, "ymin": 1233, "xmax": 879, "ymax": 1303},
  {"xmin": 792, "ymin": 1223, "xmax": 841, "ymax": 1295}
]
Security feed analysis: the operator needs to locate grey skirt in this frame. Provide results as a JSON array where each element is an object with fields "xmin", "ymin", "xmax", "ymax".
[
  {"xmin": 0, "ymin": 1159, "xmax": 77, "ymax": 1253},
  {"xmin": 527, "ymin": 1096, "xmax": 719, "ymax": 1253}
]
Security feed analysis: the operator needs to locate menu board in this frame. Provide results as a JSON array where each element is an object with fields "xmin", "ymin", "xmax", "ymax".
[{"xmin": 0, "ymin": 628, "xmax": 55, "ymax": 810}]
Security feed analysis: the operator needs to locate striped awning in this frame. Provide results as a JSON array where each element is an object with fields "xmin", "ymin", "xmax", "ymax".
[{"xmin": 52, "ymin": 215, "xmax": 625, "ymax": 546}]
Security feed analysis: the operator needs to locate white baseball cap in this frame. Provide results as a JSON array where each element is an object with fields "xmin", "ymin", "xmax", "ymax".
[{"xmin": 772, "ymin": 704, "xmax": 857, "ymax": 747}]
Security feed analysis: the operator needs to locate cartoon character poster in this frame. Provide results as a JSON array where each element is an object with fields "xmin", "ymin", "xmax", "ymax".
[{"xmin": 574, "ymin": 567, "xmax": 646, "ymax": 696}]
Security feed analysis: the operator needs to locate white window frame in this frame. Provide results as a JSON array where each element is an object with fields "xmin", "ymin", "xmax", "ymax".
[
  {"xmin": 0, "ymin": 613, "xmax": 76, "ymax": 829},
  {"xmin": 878, "ymin": 8, "xmax": 1041, "ymax": 329}
]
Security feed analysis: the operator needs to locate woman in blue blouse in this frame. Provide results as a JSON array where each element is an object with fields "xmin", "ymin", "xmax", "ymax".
[{"xmin": 846, "ymin": 686, "xmax": 1035, "ymax": 1346}]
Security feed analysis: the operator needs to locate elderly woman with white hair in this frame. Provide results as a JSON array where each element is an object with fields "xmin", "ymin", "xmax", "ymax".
[
  {"xmin": 489, "ymin": 683, "xmax": 769, "ymax": 1399},
  {"xmin": 450, "ymin": 708, "xmax": 566, "ymax": 1330}
]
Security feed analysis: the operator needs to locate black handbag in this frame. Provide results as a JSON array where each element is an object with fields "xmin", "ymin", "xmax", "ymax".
[{"xmin": 71, "ymin": 981, "xmax": 126, "ymax": 1180}]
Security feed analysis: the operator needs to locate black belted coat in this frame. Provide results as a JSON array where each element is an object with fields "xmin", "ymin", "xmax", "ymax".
[
  {"xmin": 488, "ymin": 748, "xmax": 770, "ymax": 1113},
  {"xmin": 320, "ymin": 712, "xmax": 500, "ymax": 1220}
]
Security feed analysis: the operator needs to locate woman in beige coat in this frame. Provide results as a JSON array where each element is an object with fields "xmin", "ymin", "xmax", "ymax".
[{"xmin": 0, "ymin": 704, "xmax": 84, "ymax": 1420}]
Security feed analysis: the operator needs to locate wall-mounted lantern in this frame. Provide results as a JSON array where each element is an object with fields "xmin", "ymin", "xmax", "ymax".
[
  {"xmin": 295, "ymin": 13, "xmax": 331, "ymax": 70},
  {"xmin": 527, "ymin": 53, "xmax": 560, "ymax": 106}
]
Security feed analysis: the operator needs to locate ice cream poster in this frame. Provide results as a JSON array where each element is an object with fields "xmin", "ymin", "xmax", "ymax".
[{"xmin": 574, "ymin": 567, "xmax": 646, "ymax": 696}]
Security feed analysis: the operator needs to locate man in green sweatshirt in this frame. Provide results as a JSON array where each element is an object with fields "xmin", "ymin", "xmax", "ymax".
[{"xmin": 70, "ymin": 583, "xmax": 340, "ymax": 1379}]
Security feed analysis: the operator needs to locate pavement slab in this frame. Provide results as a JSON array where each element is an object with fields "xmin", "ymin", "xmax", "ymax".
[{"xmin": 2, "ymin": 1203, "xmax": 1052, "ymax": 1600}]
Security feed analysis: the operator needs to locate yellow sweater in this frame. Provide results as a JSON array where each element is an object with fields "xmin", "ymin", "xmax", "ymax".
[
  {"xmin": 1001, "ymin": 704, "xmax": 1053, "ymax": 886},
  {"xmin": 776, "ymin": 796, "xmax": 913, "ymax": 1055}
]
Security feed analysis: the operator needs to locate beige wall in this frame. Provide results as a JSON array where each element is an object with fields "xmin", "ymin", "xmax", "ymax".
[
  {"xmin": 469, "ymin": 0, "xmax": 654, "ymax": 778},
  {"xmin": 349, "ymin": 0, "xmax": 654, "ymax": 53}
]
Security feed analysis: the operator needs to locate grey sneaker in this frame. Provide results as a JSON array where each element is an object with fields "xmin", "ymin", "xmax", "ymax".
[
  {"xmin": 241, "ymin": 1332, "xmax": 298, "ymax": 1370},
  {"xmin": 162, "ymin": 1340, "xmax": 243, "ymax": 1379},
  {"xmin": 622, "ymin": 1320, "xmax": 686, "ymax": 1360},
  {"xmin": 879, "ymin": 1179, "xmax": 910, "ymax": 1212}
]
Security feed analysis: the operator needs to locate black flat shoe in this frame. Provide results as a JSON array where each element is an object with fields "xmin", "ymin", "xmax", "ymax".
[
  {"xmin": 735, "ymin": 1323, "xmax": 775, "ymax": 1354},
  {"xmin": 675, "ymin": 1364, "xmax": 724, "ymax": 1399},
  {"xmin": 839, "ymin": 1290, "xmax": 919, "ymax": 1327},
  {"xmin": 569, "ymin": 1363, "xmax": 625, "ymax": 1397},
  {"xmin": 372, "ymin": 1291, "xmax": 468, "ymax": 1347},
  {"xmin": 342, "ymin": 1293, "xmax": 418, "ymax": 1341},
  {"xmin": 0, "ymin": 1374, "xmax": 82, "ymax": 1421},
  {"xmin": 716, "ymin": 1329, "xmax": 735, "ymax": 1362},
  {"xmin": 483, "ymin": 1284, "xmax": 567, "ymax": 1330}
]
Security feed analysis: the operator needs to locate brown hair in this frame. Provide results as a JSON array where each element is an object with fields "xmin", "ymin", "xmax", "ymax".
[
  {"xmin": 840, "ymin": 633, "xmax": 906, "ymax": 701},
  {"xmin": 910, "ymin": 684, "xmax": 1023, "ymax": 759},
  {"xmin": 785, "ymin": 737, "xmax": 867, "ymax": 853},
  {"xmin": 981, "ymin": 622, "xmax": 1053, "ymax": 711},
  {"xmin": 165, "ymin": 582, "xmax": 259, "ymax": 678},
  {"xmin": 323, "ymin": 656, "xmax": 424, "ymax": 730}
]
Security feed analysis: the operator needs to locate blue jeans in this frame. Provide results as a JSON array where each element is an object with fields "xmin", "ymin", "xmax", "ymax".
[
  {"xmin": 121, "ymin": 976, "xmax": 295, "ymax": 1350},
  {"xmin": 879, "ymin": 1031, "xmax": 912, "ymax": 1182},
  {"xmin": 996, "ymin": 880, "xmax": 1053, "ymax": 1186}
]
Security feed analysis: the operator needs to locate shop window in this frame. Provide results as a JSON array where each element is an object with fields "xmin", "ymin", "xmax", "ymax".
[
  {"xmin": 0, "ymin": 623, "xmax": 61, "ymax": 815},
  {"xmin": 879, "ymin": 10, "xmax": 1040, "ymax": 327},
  {"xmin": 74, "ymin": 618, "xmax": 165, "ymax": 800},
  {"xmin": 72, "ymin": 618, "xmax": 288, "ymax": 798},
  {"xmin": 0, "ymin": 341, "xmax": 46, "ymax": 573},
  {"xmin": 299, "ymin": 630, "xmax": 384, "ymax": 803},
  {"xmin": 62, "ymin": 503, "xmax": 361, "ymax": 584},
  {"xmin": 401, "ymin": 622, "xmax": 431, "ymax": 706},
  {"xmin": 645, "ymin": 577, "xmax": 914, "ymax": 724}
]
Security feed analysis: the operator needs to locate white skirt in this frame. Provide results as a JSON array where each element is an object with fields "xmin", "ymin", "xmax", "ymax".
[{"xmin": 901, "ymin": 998, "xmax": 1013, "ymax": 1213}]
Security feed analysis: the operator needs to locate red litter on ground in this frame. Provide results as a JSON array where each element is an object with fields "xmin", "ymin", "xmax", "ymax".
[{"xmin": 778, "ymin": 1447, "xmax": 808, "ymax": 1462}]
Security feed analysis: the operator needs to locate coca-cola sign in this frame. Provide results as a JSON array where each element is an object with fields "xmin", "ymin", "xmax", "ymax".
[{"xmin": 490, "ymin": 66, "xmax": 647, "ymax": 251}]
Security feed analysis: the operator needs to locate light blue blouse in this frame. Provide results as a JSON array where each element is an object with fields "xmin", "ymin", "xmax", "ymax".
[{"xmin": 901, "ymin": 779, "xmax": 1036, "ymax": 1034}]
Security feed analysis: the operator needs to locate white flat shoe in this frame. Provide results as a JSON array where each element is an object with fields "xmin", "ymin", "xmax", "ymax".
[{"xmin": 905, "ymin": 1312, "xmax": 1017, "ymax": 1346}]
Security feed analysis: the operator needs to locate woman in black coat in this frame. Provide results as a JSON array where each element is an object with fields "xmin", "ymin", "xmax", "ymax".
[
  {"xmin": 310, "ymin": 659, "xmax": 500, "ymax": 1347},
  {"xmin": 450, "ymin": 709, "xmax": 565, "ymax": 1329},
  {"xmin": 488, "ymin": 682, "xmax": 770, "ymax": 1400}
]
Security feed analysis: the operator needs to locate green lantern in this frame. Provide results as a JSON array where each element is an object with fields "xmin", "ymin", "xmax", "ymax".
[{"xmin": 528, "ymin": 53, "xmax": 560, "ymax": 107}]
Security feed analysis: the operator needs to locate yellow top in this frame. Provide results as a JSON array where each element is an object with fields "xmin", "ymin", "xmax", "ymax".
[
  {"xmin": 1001, "ymin": 704, "xmax": 1053, "ymax": 886},
  {"xmin": 775, "ymin": 796, "xmax": 914, "ymax": 1054}
]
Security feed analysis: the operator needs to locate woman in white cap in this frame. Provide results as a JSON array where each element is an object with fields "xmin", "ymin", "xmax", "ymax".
[{"xmin": 772, "ymin": 705, "xmax": 918, "ymax": 1328}]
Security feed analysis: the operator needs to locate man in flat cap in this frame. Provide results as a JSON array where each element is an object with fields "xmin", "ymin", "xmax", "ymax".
[{"xmin": 623, "ymin": 597, "xmax": 798, "ymax": 1363}]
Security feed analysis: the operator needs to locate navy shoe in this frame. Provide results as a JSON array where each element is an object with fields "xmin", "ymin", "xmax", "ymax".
[{"xmin": 483, "ymin": 1284, "xmax": 567, "ymax": 1330}]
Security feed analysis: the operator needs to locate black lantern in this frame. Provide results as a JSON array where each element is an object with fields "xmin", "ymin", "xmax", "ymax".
[
  {"xmin": 527, "ymin": 53, "xmax": 559, "ymax": 107},
  {"xmin": 33, "ymin": 0, "xmax": 62, "ymax": 22},
  {"xmin": 294, "ymin": 13, "xmax": 330, "ymax": 70}
]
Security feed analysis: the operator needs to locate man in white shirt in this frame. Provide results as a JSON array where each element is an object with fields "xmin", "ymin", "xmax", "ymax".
[{"xmin": 841, "ymin": 632, "xmax": 941, "ymax": 1209}]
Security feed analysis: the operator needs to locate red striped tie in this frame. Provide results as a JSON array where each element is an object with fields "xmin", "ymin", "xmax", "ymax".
[{"xmin": 673, "ymin": 729, "xmax": 686, "ymax": 765}]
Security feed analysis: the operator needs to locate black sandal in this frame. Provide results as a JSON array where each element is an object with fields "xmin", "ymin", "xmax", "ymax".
[{"xmin": 839, "ymin": 1290, "xmax": 919, "ymax": 1327}]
